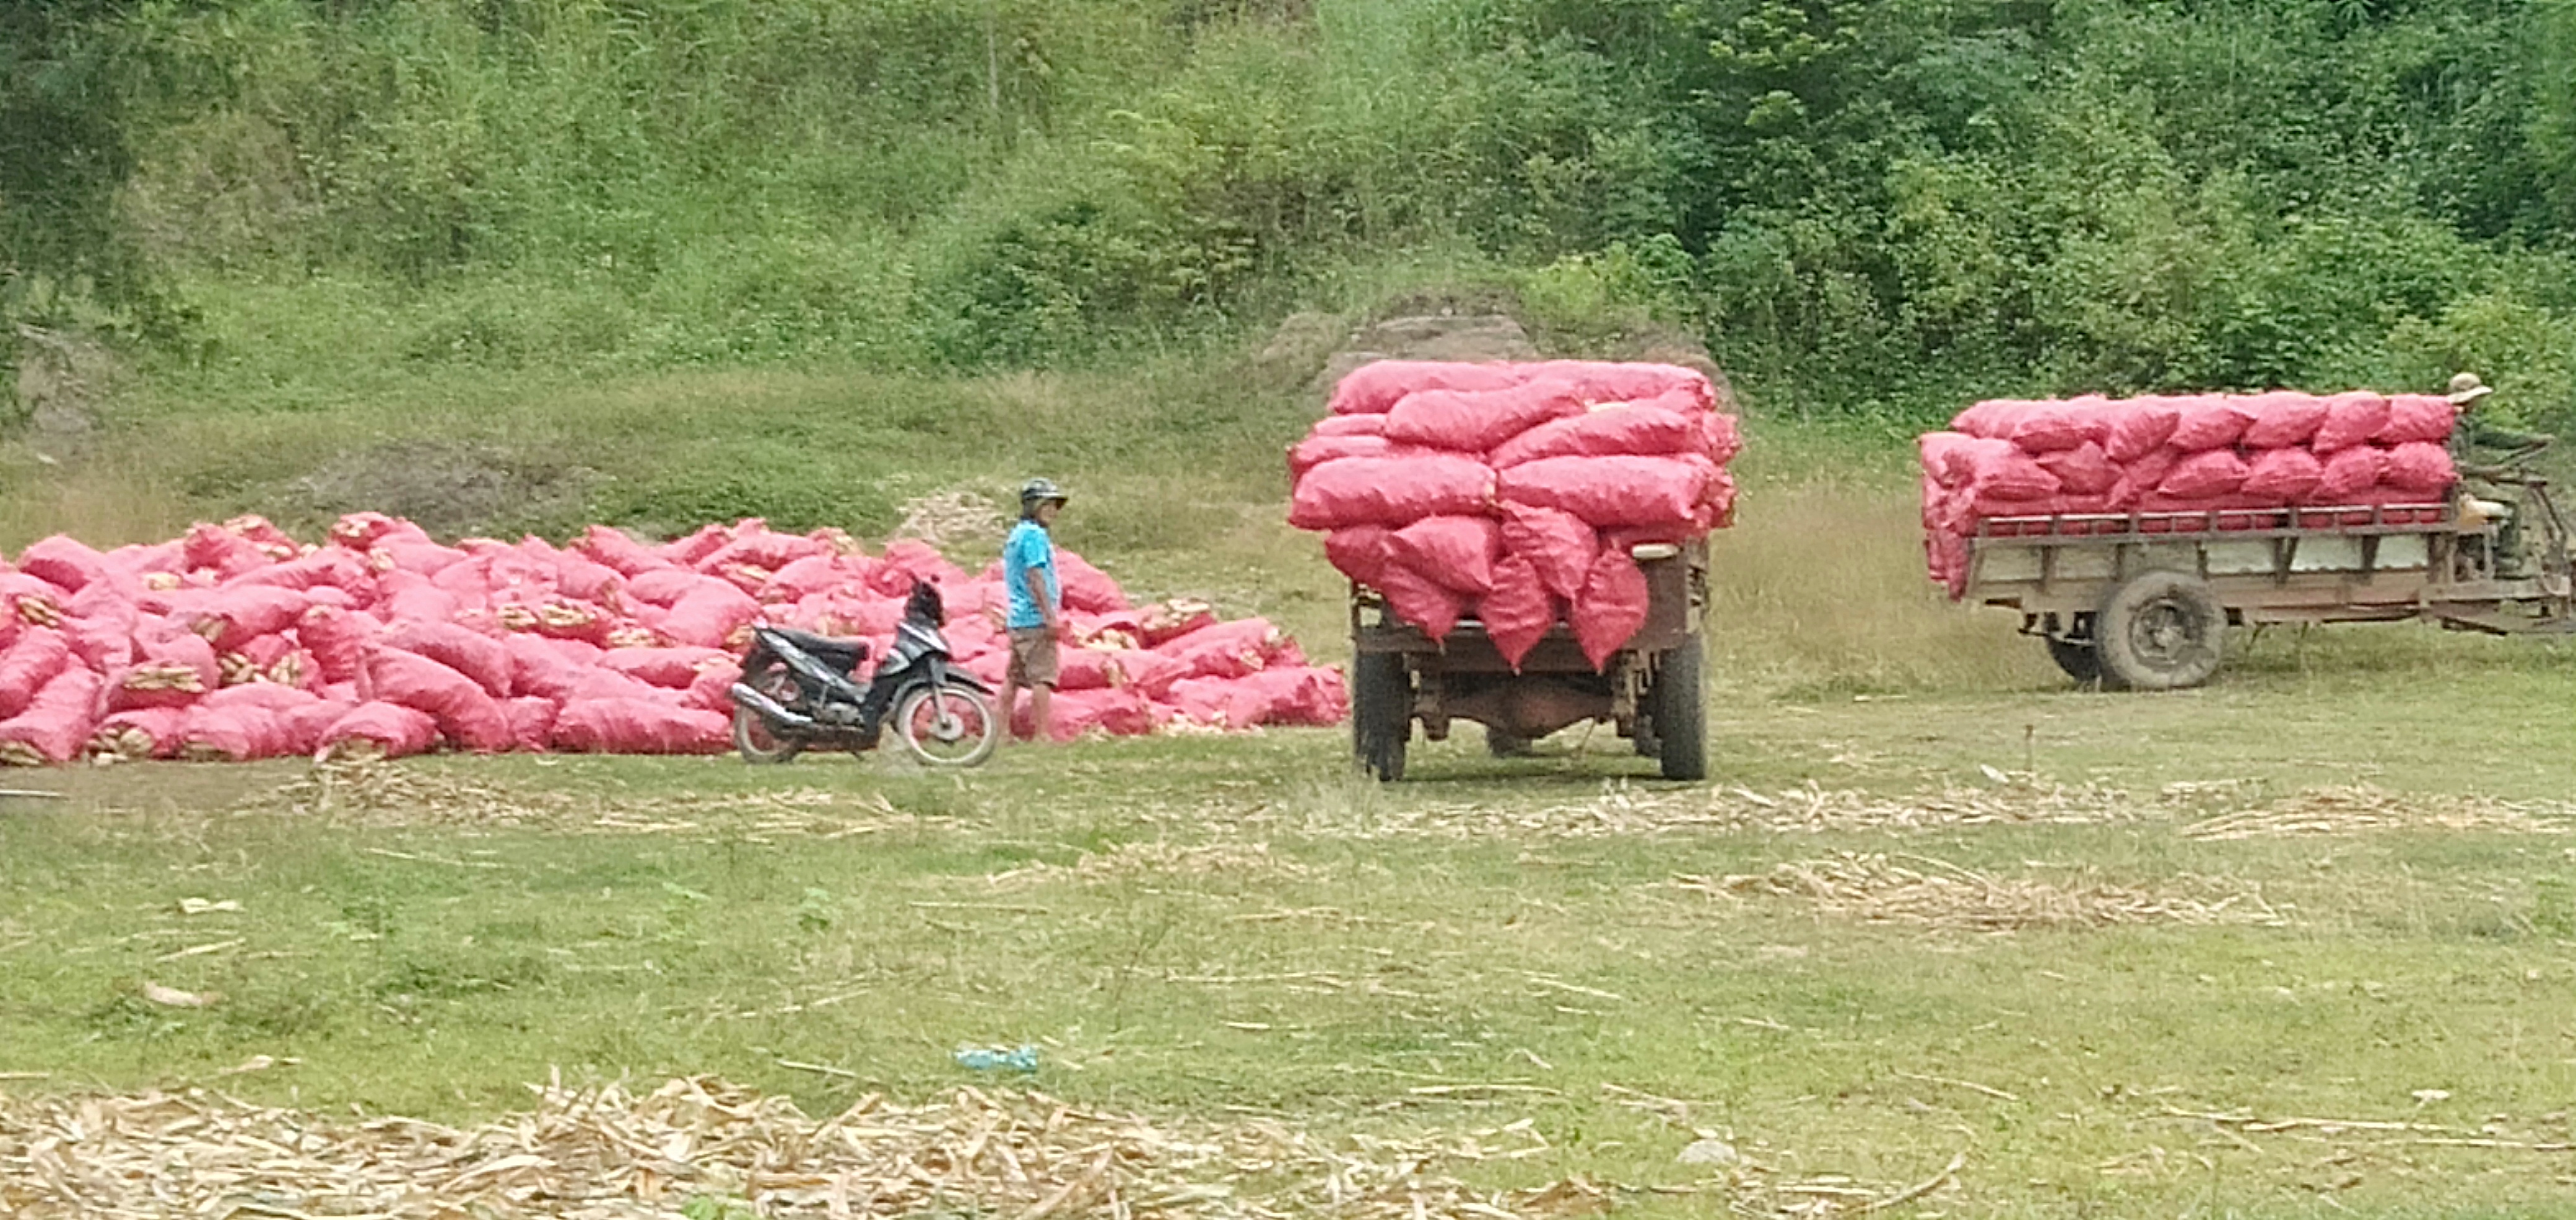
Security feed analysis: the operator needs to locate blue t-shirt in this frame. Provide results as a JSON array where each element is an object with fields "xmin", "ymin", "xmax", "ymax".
[{"xmin": 1003, "ymin": 520, "xmax": 1060, "ymax": 630}]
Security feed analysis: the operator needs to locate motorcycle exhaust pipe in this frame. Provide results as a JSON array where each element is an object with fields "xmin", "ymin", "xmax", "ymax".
[{"xmin": 729, "ymin": 683, "xmax": 819, "ymax": 733}]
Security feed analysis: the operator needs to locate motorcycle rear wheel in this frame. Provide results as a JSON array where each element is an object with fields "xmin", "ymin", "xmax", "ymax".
[
  {"xmin": 733, "ymin": 661, "xmax": 806, "ymax": 765},
  {"xmin": 892, "ymin": 683, "xmax": 999, "ymax": 768}
]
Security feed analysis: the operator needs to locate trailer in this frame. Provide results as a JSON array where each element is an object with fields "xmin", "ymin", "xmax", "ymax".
[
  {"xmin": 1964, "ymin": 477, "xmax": 2576, "ymax": 689},
  {"xmin": 1349, "ymin": 541, "xmax": 1707, "ymax": 780}
]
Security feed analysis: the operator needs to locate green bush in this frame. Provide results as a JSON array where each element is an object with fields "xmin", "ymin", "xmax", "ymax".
[{"xmin": 13, "ymin": 0, "xmax": 2576, "ymax": 429}]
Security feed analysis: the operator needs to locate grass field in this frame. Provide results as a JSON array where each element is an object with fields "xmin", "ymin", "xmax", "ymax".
[
  {"xmin": 6, "ymin": 621, "xmax": 2575, "ymax": 1216},
  {"xmin": 6, "ymin": 362, "xmax": 2576, "ymax": 1216}
]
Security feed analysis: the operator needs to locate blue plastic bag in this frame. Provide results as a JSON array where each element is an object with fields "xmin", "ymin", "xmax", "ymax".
[{"xmin": 954, "ymin": 1043, "xmax": 1040, "ymax": 1073}]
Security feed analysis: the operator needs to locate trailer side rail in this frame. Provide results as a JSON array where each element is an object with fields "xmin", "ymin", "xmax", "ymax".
[{"xmin": 1969, "ymin": 502, "xmax": 2455, "ymax": 545}]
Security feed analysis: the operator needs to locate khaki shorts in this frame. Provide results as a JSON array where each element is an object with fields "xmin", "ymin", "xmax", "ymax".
[{"xmin": 1006, "ymin": 627, "xmax": 1060, "ymax": 687}]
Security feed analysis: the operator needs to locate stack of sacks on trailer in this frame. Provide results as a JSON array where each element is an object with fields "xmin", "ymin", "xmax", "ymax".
[
  {"xmin": 0, "ymin": 514, "xmax": 1343, "ymax": 765},
  {"xmin": 1918, "ymin": 391, "xmax": 2460, "ymax": 598},
  {"xmin": 1287, "ymin": 360, "xmax": 1741, "ymax": 670}
]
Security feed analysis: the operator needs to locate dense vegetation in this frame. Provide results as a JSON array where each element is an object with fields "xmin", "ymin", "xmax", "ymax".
[{"xmin": 9, "ymin": 0, "xmax": 2576, "ymax": 430}]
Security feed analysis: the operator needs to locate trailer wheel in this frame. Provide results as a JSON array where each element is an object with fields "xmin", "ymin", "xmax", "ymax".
[
  {"xmin": 2043, "ymin": 635, "xmax": 2104, "ymax": 686},
  {"xmin": 1485, "ymin": 727, "xmax": 1532, "ymax": 757},
  {"xmin": 1351, "ymin": 650, "xmax": 1410, "ymax": 782},
  {"xmin": 1648, "ymin": 640, "xmax": 1708, "ymax": 781},
  {"xmin": 2095, "ymin": 572, "xmax": 2224, "ymax": 691}
]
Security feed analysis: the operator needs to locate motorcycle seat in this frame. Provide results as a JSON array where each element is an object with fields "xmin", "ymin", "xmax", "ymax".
[{"xmin": 765, "ymin": 627, "xmax": 869, "ymax": 664}]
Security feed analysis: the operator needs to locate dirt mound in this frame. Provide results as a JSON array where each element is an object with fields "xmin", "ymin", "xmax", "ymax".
[
  {"xmin": 289, "ymin": 438, "xmax": 592, "ymax": 538},
  {"xmin": 1679, "ymin": 853, "xmax": 2287, "ymax": 931},
  {"xmin": 7, "ymin": 323, "xmax": 118, "ymax": 458},
  {"xmin": 1305, "ymin": 313, "xmax": 1541, "ymax": 396},
  {"xmin": 890, "ymin": 487, "xmax": 1009, "ymax": 551}
]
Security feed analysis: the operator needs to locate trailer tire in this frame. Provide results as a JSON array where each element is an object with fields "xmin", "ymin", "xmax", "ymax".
[
  {"xmin": 1649, "ymin": 639, "xmax": 1708, "ymax": 781},
  {"xmin": 1351, "ymin": 650, "xmax": 1410, "ymax": 782},
  {"xmin": 1485, "ymin": 727, "xmax": 1533, "ymax": 757},
  {"xmin": 2095, "ymin": 571, "xmax": 2224, "ymax": 691}
]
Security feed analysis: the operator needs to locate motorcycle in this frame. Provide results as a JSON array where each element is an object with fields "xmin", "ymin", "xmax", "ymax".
[{"xmin": 727, "ymin": 582, "xmax": 1001, "ymax": 767}]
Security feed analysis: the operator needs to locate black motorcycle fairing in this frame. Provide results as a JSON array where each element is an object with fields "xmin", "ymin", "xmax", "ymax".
[
  {"xmin": 760, "ymin": 631, "xmax": 872, "ymax": 704},
  {"xmin": 759, "ymin": 626, "xmax": 868, "ymax": 669},
  {"xmin": 883, "ymin": 620, "xmax": 946, "ymax": 671},
  {"xmin": 734, "ymin": 609, "xmax": 969, "ymax": 752}
]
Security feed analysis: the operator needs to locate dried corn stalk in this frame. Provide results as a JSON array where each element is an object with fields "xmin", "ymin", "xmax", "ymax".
[
  {"xmin": 118, "ymin": 664, "xmax": 204, "ymax": 694},
  {"xmin": 0, "ymin": 1076, "xmax": 1658, "ymax": 1219},
  {"xmin": 2180, "ymin": 785, "xmax": 2572, "ymax": 840},
  {"xmin": 986, "ymin": 841, "xmax": 1315, "ymax": 889},
  {"xmin": 1684, "ymin": 853, "xmax": 2286, "ymax": 931}
]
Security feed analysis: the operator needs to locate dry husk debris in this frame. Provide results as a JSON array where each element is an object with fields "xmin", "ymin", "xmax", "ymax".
[
  {"xmin": 1256, "ymin": 776, "xmax": 2575, "ymax": 843},
  {"xmin": 891, "ymin": 489, "xmax": 1010, "ymax": 551},
  {"xmin": 233, "ymin": 759, "xmax": 936, "ymax": 839},
  {"xmin": 1681, "ymin": 853, "xmax": 2287, "ymax": 931},
  {"xmin": 1262, "ymin": 778, "xmax": 2156, "ymax": 840},
  {"xmin": 2179, "ymin": 785, "xmax": 2573, "ymax": 840},
  {"xmin": 2098, "ymin": 1100, "xmax": 2576, "ymax": 1187},
  {"xmin": 0, "ymin": 1075, "xmax": 1648, "ymax": 1219},
  {"xmin": 0, "ymin": 1074, "xmax": 1976, "ymax": 1219},
  {"xmin": 986, "ymin": 841, "xmax": 1317, "ymax": 890}
]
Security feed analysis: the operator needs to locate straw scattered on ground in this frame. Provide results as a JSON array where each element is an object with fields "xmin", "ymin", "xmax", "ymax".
[
  {"xmin": 985, "ymin": 840, "xmax": 1319, "ymax": 890},
  {"xmin": 1679, "ymin": 853, "xmax": 2289, "ymax": 931},
  {"xmin": 1253, "ymin": 775, "xmax": 2576, "ymax": 842},
  {"xmin": 233, "ymin": 760, "xmax": 941, "ymax": 839},
  {"xmin": 2096, "ymin": 1099, "xmax": 2576, "ymax": 1187},
  {"xmin": 890, "ymin": 489, "xmax": 1009, "ymax": 551},
  {"xmin": 2178, "ymin": 784, "xmax": 2575, "ymax": 840},
  {"xmin": 0, "ymin": 1074, "xmax": 1962, "ymax": 1218},
  {"xmin": 1255, "ymin": 777, "xmax": 2158, "ymax": 841}
]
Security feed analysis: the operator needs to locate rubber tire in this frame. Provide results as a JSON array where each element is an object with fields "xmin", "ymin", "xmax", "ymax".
[
  {"xmin": 1351, "ymin": 650, "xmax": 1410, "ymax": 782},
  {"xmin": 2043, "ymin": 635, "xmax": 2104, "ymax": 685},
  {"xmin": 1486, "ymin": 727, "xmax": 1532, "ymax": 758},
  {"xmin": 1650, "ymin": 640, "xmax": 1708, "ymax": 782},
  {"xmin": 2095, "ymin": 570, "xmax": 2226, "ymax": 691},
  {"xmin": 732, "ymin": 660, "xmax": 804, "ymax": 764},
  {"xmin": 890, "ymin": 683, "xmax": 1000, "ymax": 768}
]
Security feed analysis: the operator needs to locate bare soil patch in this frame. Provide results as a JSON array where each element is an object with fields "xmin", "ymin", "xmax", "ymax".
[
  {"xmin": 289, "ymin": 438, "xmax": 592, "ymax": 539},
  {"xmin": 8, "ymin": 324, "xmax": 118, "ymax": 458},
  {"xmin": 890, "ymin": 487, "xmax": 1009, "ymax": 551}
]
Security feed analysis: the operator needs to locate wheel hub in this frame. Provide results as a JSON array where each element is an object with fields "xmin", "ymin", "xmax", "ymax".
[{"xmin": 2132, "ymin": 601, "xmax": 2201, "ymax": 666}]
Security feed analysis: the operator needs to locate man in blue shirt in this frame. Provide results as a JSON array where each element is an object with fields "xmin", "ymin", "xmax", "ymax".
[{"xmin": 999, "ymin": 478, "xmax": 1068, "ymax": 743}]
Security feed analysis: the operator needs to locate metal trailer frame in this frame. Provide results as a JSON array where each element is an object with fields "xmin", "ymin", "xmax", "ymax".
[
  {"xmin": 1962, "ymin": 494, "xmax": 2576, "ymax": 688},
  {"xmin": 1349, "ymin": 540, "xmax": 1708, "ymax": 780}
]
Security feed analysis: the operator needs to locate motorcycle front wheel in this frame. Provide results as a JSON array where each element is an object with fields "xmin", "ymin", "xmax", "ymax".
[
  {"xmin": 892, "ymin": 682, "xmax": 999, "ymax": 768},
  {"xmin": 733, "ymin": 660, "xmax": 806, "ymax": 765}
]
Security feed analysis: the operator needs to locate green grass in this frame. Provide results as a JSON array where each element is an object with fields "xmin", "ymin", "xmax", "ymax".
[
  {"xmin": 8, "ymin": 303, "xmax": 2576, "ymax": 1216},
  {"xmin": 6, "ymin": 658, "xmax": 2575, "ymax": 1216}
]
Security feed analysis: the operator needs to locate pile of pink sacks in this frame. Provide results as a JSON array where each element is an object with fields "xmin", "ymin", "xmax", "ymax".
[
  {"xmin": 0, "ymin": 513, "xmax": 1344, "ymax": 765},
  {"xmin": 1287, "ymin": 360, "xmax": 1741, "ymax": 670},
  {"xmin": 1920, "ymin": 391, "xmax": 2461, "ymax": 596}
]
